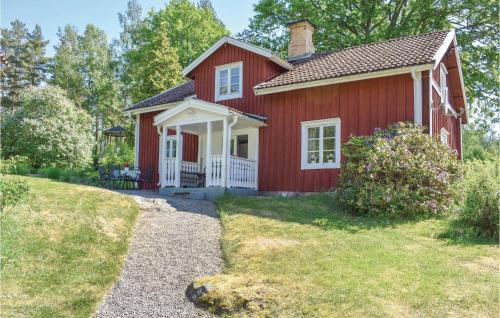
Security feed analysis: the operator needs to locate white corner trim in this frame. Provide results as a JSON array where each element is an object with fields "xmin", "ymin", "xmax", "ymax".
[
  {"xmin": 300, "ymin": 118, "xmax": 341, "ymax": 170},
  {"xmin": 411, "ymin": 70, "xmax": 422, "ymax": 125},
  {"xmin": 134, "ymin": 114, "xmax": 140, "ymax": 168},
  {"xmin": 429, "ymin": 69, "xmax": 433, "ymax": 135},
  {"xmin": 254, "ymin": 64, "xmax": 433, "ymax": 96},
  {"xmin": 182, "ymin": 36, "xmax": 293, "ymax": 76},
  {"xmin": 433, "ymin": 30, "xmax": 456, "ymax": 68},
  {"xmin": 215, "ymin": 61, "xmax": 243, "ymax": 101}
]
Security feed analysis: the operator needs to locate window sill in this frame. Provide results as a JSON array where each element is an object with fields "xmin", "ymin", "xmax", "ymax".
[{"xmin": 301, "ymin": 163, "xmax": 340, "ymax": 170}]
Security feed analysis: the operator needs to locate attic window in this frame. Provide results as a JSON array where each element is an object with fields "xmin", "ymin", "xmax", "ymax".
[{"xmin": 215, "ymin": 62, "xmax": 243, "ymax": 101}]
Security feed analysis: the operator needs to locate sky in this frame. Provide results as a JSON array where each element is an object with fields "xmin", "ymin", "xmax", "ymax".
[{"xmin": 1, "ymin": 0, "xmax": 257, "ymax": 56}]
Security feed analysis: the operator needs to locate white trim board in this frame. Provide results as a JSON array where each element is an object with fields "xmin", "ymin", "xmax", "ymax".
[
  {"xmin": 254, "ymin": 64, "xmax": 433, "ymax": 96},
  {"xmin": 182, "ymin": 36, "xmax": 293, "ymax": 77}
]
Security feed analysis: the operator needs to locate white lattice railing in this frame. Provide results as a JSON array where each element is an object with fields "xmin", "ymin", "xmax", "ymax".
[
  {"xmin": 207, "ymin": 155, "xmax": 224, "ymax": 187},
  {"xmin": 229, "ymin": 156, "xmax": 257, "ymax": 189},
  {"xmin": 181, "ymin": 161, "xmax": 200, "ymax": 173},
  {"xmin": 164, "ymin": 158, "xmax": 176, "ymax": 186},
  {"xmin": 164, "ymin": 158, "xmax": 201, "ymax": 186}
]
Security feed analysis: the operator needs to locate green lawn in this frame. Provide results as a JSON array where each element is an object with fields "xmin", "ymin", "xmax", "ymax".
[
  {"xmin": 197, "ymin": 195, "xmax": 498, "ymax": 317},
  {"xmin": 1, "ymin": 176, "xmax": 139, "ymax": 317}
]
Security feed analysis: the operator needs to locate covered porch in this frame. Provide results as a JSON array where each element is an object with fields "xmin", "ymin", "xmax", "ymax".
[{"xmin": 153, "ymin": 99, "xmax": 265, "ymax": 190}]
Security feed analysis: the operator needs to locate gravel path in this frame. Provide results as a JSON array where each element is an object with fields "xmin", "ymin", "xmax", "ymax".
[{"xmin": 96, "ymin": 191, "xmax": 222, "ymax": 318}]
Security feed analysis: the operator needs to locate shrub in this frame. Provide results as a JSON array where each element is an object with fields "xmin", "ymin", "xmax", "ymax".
[
  {"xmin": 101, "ymin": 140, "xmax": 134, "ymax": 167},
  {"xmin": 46, "ymin": 167, "xmax": 63, "ymax": 180},
  {"xmin": 1, "ymin": 156, "xmax": 32, "ymax": 175},
  {"xmin": 458, "ymin": 160, "xmax": 499, "ymax": 237},
  {"xmin": 0, "ymin": 176, "xmax": 30, "ymax": 210},
  {"xmin": 336, "ymin": 122, "xmax": 464, "ymax": 218},
  {"xmin": 1, "ymin": 85, "xmax": 94, "ymax": 169}
]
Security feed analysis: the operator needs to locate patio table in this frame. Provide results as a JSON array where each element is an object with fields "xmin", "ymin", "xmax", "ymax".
[{"xmin": 120, "ymin": 169, "xmax": 141, "ymax": 190}]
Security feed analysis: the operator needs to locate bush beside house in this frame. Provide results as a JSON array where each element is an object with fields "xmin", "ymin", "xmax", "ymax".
[
  {"xmin": 336, "ymin": 123, "xmax": 464, "ymax": 218},
  {"xmin": 1, "ymin": 85, "xmax": 94, "ymax": 169}
]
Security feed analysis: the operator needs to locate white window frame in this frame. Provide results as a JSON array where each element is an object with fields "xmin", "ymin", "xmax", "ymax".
[
  {"xmin": 301, "ymin": 118, "xmax": 341, "ymax": 170},
  {"xmin": 215, "ymin": 61, "xmax": 243, "ymax": 101},
  {"xmin": 440, "ymin": 127, "xmax": 449, "ymax": 146},
  {"xmin": 165, "ymin": 135, "xmax": 182, "ymax": 159}
]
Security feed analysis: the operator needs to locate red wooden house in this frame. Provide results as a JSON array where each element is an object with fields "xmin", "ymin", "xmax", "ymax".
[{"xmin": 125, "ymin": 20, "xmax": 467, "ymax": 196}]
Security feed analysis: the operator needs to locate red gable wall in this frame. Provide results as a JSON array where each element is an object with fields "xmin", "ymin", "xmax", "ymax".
[{"xmin": 188, "ymin": 43, "xmax": 284, "ymax": 115}]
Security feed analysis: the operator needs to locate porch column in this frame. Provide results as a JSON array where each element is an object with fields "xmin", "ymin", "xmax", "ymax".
[
  {"xmin": 206, "ymin": 121, "xmax": 212, "ymax": 187},
  {"xmin": 175, "ymin": 124, "xmax": 181, "ymax": 188},
  {"xmin": 221, "ymin": 118, "xmax": 228, "ymax": 187},
  {"xmin": 157, "ymin": 127, "xmax": 164, "ymax": 187}
]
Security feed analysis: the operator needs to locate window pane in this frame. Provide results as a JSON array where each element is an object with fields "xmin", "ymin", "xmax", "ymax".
[
  {"xmin": 230, "ymin": 67, "xmax": 239, "ymax": 77},
  {"xmin": 307, "ymin": 151, "xmax": 319, "ymax": 164},
  {"xmin": 308, "ymin": 139, "xmax": 319, "ymax": 151},
  {"xmin": 230, "ymin": 83, "xmax": 239, "ymax": 93},
  {"xmin": 323, "ymin": 138, "xmax": 335, "ymax": 151},
  {"xmin": 323, "ymin": 151, "xmax": 335, "ymax": 163},
  {"xmin": 230, "ymin": 138, "xmax": 235, "ymax": 155},
  {"xmin": 220, "ymin": 69, "xmax": 228, "ymax": 79},
  {"xmin": 237, "ymin": 135, "xmax": 248, "ymax": 159},
  {"xmin": 219, "ymin": 76, "xmax": 228, "ymax": 87},
  {"xmin": 308, "ymin": 127, "xmax": 319, "ymax": 139},
  {"xmin": 231, "ymin": 75, "xmax": 239, "ymax": 85},
  {"xmin": 324, "ymin": 125, "xmax": 336, "ymax": 138},
  {"xmin": 219, "ymin": 85, "xmax": 228, "ymax": 95}
]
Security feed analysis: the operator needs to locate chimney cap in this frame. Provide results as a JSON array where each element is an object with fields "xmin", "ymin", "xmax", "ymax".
[{"xmin": 286, "ymin": 19, "xmax": 317, "ymax": 30}]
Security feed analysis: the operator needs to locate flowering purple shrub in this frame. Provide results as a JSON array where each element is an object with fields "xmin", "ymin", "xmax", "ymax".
[{"xmin": 336, "ymin": 122, "xmax": 464, "ymax": 218}]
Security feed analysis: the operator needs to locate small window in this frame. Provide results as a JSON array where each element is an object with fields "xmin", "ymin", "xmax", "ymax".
[
  {"xmin": 165, "ymin": 137, "xmax": 177, "ymax": 158},
  {"xmin": 440, "ymin": 127, "xmax": 449, "ymax": 146},
  {"xmin": 301, "ymin": 118, "xmax": 341, "ymax": 169},
  {"xmin": 215, "ymin": 62, "xmax": 242, "ymax": 101}
]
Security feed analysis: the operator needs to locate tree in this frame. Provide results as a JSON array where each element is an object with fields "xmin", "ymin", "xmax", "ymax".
[
  {"xmin": 1, "ymin": 20, "xmax": 29, "ymax": 111},
  {"xmin": 122, "ymin": 0, "xmax": 229, "ymax": 103},
  {"xmin": 1, "ymin": 85, "xmax": 93, "ymax": 169},
  {"xmin": 25, "ymin": 25, "xmax": 49, "ymax": 86},
  {"xmin": 52, "ymin": 24, "xmax": 122, "ymax": 149},
  {"xmin": 239, "ymin": 0, "xmax": 498, "ymax": 134},
  {"xmin": 80, "ymin": 24, "xmax": 121, "ymax": 146},
  {"xmin": 1, "ymin": 21, "xmax": 49, "ymax": 111},
  {"xmin": 51, "ymin": 25, "xmax": 86, "ymax": 106}
]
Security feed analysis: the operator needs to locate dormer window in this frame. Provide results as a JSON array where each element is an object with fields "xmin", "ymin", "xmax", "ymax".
[{"xmin": 215, "ymin": 62, "xmax": 243, "ymax": 101}]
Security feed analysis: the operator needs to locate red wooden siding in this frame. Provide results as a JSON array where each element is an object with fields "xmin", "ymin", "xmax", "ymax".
[
  {"xmin": 138, "ymin": 113, "xmax": 198, "ymax": 189},
  {"xmin": 188, "ymin": 43, "xmax": 284, "ymax": 115},
  {"xmin": 258, "ymin": 74, "xmax": 414, "ymax": 192}
]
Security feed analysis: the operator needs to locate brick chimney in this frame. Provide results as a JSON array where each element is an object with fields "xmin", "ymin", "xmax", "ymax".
[{"xmin": 287, "ymin": 19, "xmax": 316, "ymax": 61}]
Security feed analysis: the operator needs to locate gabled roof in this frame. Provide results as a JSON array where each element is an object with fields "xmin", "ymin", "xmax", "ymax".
[
  {"xmin": 124, "ymin": 81, "xmax": 195, "ymax": 112},
  {"xmin": 254, "ymin": 30, "xmax": 452, "ymax": 92},
  {"xmin": 182, "ymin": 36, "xmax": 293, "ymax": 77}
]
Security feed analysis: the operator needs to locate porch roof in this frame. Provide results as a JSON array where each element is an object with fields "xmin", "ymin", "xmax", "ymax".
[{"xmin": 153, "ymin": 98, "xmax": 266, "ymax": 128}]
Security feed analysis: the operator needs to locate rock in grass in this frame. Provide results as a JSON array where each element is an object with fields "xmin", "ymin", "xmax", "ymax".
[{"xmin": 186, "ymin": 282, "xmax": 213, "ymax": 303}]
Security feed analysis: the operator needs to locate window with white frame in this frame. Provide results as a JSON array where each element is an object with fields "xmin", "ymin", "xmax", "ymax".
[
  {"xmin": 440, "ymin": 127, "xmax": 449, "ymax": 146},
  {"xmin": 440, "ymin": 63, "xmax": 448, "ymax": 104},
  {"xmin": 301, "ymin": 118, "xmax": 341, "ymax": 169},
  {"xmin": 215, "ymin": 62, "xmax": 242, "ymax": 101}
]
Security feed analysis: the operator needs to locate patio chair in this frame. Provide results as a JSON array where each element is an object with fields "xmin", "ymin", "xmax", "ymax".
[
  {"xmin": 109, "ymin": 165, "xmax": 122, "ymax": 189},
  {"xmin": 138, "ymin": 167, "xmax": 154, "ymax": 190},
  {"xmin": 98, "ymin": 166, "xmax": 110, "ymax": 187}
]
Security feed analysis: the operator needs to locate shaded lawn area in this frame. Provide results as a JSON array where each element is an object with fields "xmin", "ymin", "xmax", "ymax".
[
  {"xmin": 197, "ymin": 195, "xmax": 498, "ymax": 317},
  {"xmin": 1, "ymin": 176, "xmax": 139, "ymax": 317}
]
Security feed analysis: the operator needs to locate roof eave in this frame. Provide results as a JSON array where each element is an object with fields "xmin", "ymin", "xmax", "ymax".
[
  {"xmin": 182, "ymin": 36, "xmax": 293, "ymax": 77},
  {"xmin": 253, "ymin": 64, "xmax": 434, "ymax": 96}
]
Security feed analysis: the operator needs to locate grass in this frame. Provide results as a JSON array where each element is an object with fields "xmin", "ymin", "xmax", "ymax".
[
  {"xmin": 0, "ymin": 176, "xmax": 139, "ymax": 317},
  {"xmin": 196, "ymin": 195, "xmax": 499, "ymax": 317}
]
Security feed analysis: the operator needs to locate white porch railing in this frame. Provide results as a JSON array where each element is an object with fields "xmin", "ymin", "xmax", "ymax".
[
  {"xmin": 207, "ymin": 155, "xmax": 224, "ymax": 187},
  {"xmin": 163, "ymin": 158, "xmax": 201, "ymax": 186},
  {"xmin": 228, "ymin": 156, "xmax": 257, "ymax": 189}
]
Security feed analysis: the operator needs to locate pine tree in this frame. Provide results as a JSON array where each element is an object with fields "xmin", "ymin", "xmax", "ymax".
[
  {"xmin": 25, "ymin": 24, "xmax": 49, "ymax": 86},
  {"xmin": 1, "ymin": 20, "xmax": 29, "ymax": 111}
]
